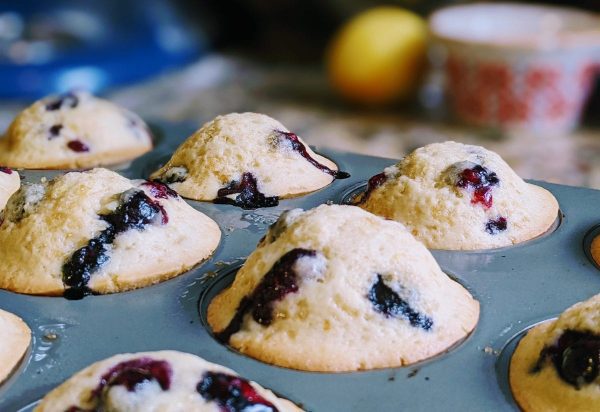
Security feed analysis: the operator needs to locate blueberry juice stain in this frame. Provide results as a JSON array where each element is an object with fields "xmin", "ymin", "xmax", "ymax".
[
  {"xmin": 277, "ymin": 131, "xmax": 350, "ymax": 179},
  {"xmin": 62, "ymin": 190, "xmax": 165, "ymax": 299},
  {"xmin": 357, "ymin": 172, "xmax": 387, "ymax": 204},
  {"xmin": 65, "ymin": 358, "xmax": 172, "ymax": 411},
  {"xmin": 197, "ymin": 371, "xmax": 277, "ymax": 412},
  {"xmin": 142, "ymin": 181, "xmax": 179, "ymax": 199},
  {"xmin": 215, "ymin": 248, "xmax": 316, "ymax": 343}
]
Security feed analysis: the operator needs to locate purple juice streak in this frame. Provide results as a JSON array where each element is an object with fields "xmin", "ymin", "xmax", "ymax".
[
  {"xmin": 277, "ymin": 131, "xmax": 349, "ymax": 179},
  {"xmin": 357, "ymin": 172, "xmax": 387, "ymax": 204},
  {"xmin": 215, "ymin": 248, "xmax": 316, "ymax": 343},
  {"xmin": 0, "ymin": 166, "xmax": 13, "ymax": 174},
  {"xmin": 154, "ymin": 201, "xmax": 169, "ymax": 224},
  {"xmin": 214, "ymin": 172, "xmax": 279, "ymax": 209},
  {"xmin": 197, "ymin": 371, "xmax": 277, "ymax": 412},
  {"xmin": 62, "ymin": 190, "xmax": 165, "ymax": 299},
  {"xmin": 142, "ymin": 181, "xmax": 179, "ymax": 199},
  {"xmin": 67, "ymin": 140, "xmax": 90, "ymax": 153}
]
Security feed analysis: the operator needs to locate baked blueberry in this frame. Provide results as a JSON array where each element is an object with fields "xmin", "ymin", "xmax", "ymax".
[
  {"xmin": 45, "ymin": 92, "xmax": 79, "ymax": 111},
  {"xmin": 216, "ymin": 248, "xmax": 317, "ymax": 343},
  {"xmin": 67, "ymin": 140, "xmax": 90, "ymax": 153},
  {"xmin": 48, "ymin": 124, "xmax": 63, "ymax": 139},
  {"xmin": 197, "ymin": 372, "xmax": 277, "ymax": 412},
  {"xmin": 214, "ymin": 172, "xmax": 279, "ymax": 209},
  {"xmin": 62, "ymin": 189, "xmax": 164, "ymax": 299},
  {"xmin": 485, "ymin": 217, "xmax": 508, "ymax": 235},
  {"xmin": 368, "ymin": 274, "xmax": 433, "ymax": 330}
]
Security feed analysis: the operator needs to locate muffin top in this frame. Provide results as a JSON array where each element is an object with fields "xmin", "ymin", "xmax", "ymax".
[
  {"xmin": 0, "ymin": 168, "xmax": 220, "ymax": 298},
  {"xmin": 510, "ymin": 294, "xmax": 599, "ymax": 411},
  {"xmin": 151, "ymin": 112, "xmax": 348, "ymax": 208},
  {"xmin": 0, "ymin": 91, "xmax": 152, "ymax": 169},
  {"xmin": 359, "ymin": 141, "xmax": 558, "ymax": 250},
  {"xmin": 35, "ymin": 350, "xmax": 302, "ymax": 412},
  {"xmin": 208, "ymin": 204, "xmax": 479, "ymax": 372},
  {"xmin": 0, "ymin": 166, "xmax": 19, "ymax": 211},
  {"xmin": 0, "ymin": 308, "xmax": 30, "ymax": 385}
]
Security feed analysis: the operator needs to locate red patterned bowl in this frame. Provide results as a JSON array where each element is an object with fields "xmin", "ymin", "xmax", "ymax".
[{"xmin": 430, "ymin": 3, "xmax": 600, "ymax": 133}]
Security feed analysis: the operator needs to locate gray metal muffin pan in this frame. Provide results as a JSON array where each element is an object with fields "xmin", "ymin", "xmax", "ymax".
[{"xmin": 1, "ymin": 122, "xmax": 600, "ymax": 411}]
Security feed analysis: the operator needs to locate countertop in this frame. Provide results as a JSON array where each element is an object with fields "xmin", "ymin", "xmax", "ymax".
[{"xmin": 1, "ymin": 54, "xmax": 599, "ymax": 188}]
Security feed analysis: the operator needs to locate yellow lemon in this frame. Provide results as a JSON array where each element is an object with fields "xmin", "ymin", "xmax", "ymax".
[{"xmin": 327, "ymin": 6, "xmax": 427, "ymax": 104}]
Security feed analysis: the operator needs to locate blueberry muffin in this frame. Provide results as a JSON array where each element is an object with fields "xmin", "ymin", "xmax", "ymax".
[
  {"xmin": 358, "ymin": 141, "xmax": 558, "ymax": 250},
  {"xmin": 150, "ymin": 113, "xmax": 349, "ymax": 209},
  {"xmin": 0, "ymin": 91, "xmax": 152, "ymax": 169},
  {"xmin": 0, "ymin": 166, "xmax": 19, "ymax": 211},
  {"xmin": 0, "ymin": 168, "xmax": 220, "ymax": 298},
  {"xmin": 208, "ymin": 205, "xmax": 479, "ymax": 372},
  {"xmin": 35, "ymin": 350, "xmax": 302, "ymax": 411},
  {"xmin": 510, "ymin": 294, "xmax": 599, "ymax": 411},
  {"xmin": 0, "ymin": 308, "xmax": 30, "ymax": 384}
]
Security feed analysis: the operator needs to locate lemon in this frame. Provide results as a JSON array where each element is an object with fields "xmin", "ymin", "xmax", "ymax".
[{"xmin": 327, "ymin": 6, "xmax": 427, "ymax": 104}]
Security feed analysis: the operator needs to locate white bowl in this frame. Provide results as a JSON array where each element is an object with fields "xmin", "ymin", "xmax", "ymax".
[{"xmin": 429, "ymin": 3, "xmax": 600, "ymax": 133}]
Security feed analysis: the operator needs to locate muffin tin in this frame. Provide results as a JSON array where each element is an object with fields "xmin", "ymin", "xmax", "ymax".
[{"xmin": 1, "ymin": 122, "xmax": 599, "ymax": 411}]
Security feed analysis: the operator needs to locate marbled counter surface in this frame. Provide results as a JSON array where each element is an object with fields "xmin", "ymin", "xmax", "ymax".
[{"xmin": 1, "ymin": 55, "xmax": 598, "ymax": 188}]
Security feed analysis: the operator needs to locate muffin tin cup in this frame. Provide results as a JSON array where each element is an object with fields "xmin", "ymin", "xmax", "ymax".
[
  {"xmin": 1, "ymin": 122, "xmax": 600, "ymax": 411},
  {"xmin": 198, "ymin": 265, "xmax": 480, "ymax": 374},
  {"xmin": 494, "ymin": 316, "xmax": 559, "ymax": 409}
]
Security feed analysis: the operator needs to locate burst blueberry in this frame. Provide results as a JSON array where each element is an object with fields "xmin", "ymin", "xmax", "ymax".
[
  {"xmin": 368, "ymin": 274, "xmax": 433, "ymax": 330},
  {"xmin": 215, "ymin": 248, "xmax": 316, "ymax": 343},
  {"xmin": 455, "ymin": 165, "xmax": 499, "ymax": 209},
  {"xmin": 535, "ymin": 330, "xmax": 600, "ymax": 388},
  {"xmin": 197, "ymin": 371, "xmax": 277, "ymax": 412},
  {"xmin": 62, "ymin": 190, "xmax": 165, "ymax": 299},
  {"xmin": 214, "ymin": 172, "xmax": 279, "ymax": 209}
]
